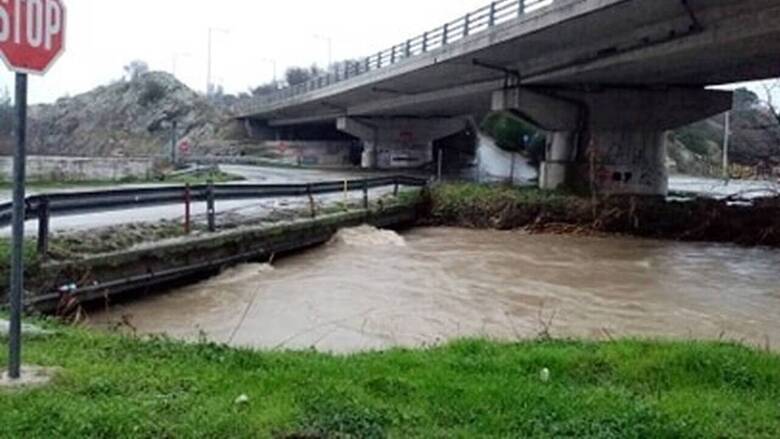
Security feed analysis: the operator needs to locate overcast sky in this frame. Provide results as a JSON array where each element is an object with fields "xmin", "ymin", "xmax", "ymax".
[
  {"xmin": 0, "ymin": 0, "xmax": 775, "ymax": 105},
  {"xmin": 0, "ymin": 0, "xmax": 490, "ymax": 103}
]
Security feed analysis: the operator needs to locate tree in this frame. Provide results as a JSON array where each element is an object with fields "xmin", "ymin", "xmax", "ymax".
[
  {"xmin": 759, "ymin": 79, "xmax": 780, "ymax": 125},
  {"xmin": 124, "ymin": 60, "xmax": 149, "ymax": 81},
  {"xmin": 284, "ymin": 65, "xmax": 323, "ymax": 86},
  {"xmin": 250, "ymin": 82, "xmax": 280, "ymax": 97},
  {"xmin": 732, "ymin": 88, "xmax": 760, "ymax": 111}
]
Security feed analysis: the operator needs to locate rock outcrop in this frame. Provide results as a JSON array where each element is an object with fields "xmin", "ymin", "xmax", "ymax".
[{"xmin": 25, "ymin": 71, "xmax": 242, "ymax": 157}]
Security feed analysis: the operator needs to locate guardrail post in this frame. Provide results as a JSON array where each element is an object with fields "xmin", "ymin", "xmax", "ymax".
[
  {"xmin": 365, "ymin": 57, "xmax": 371, "ymax": 71},
  {"xmin": 36, "ymin": 197, "xmax": 49, "ymax": 260},
  {"xmin": 377, "ymin": 52, "xmax": 382, "ymax": 68},
  {"xmin": 489, "ymin": 2, "xmax": 497, "ymax": 27},
  {"xmin": 363, "ymin": 180, "xmax": 369, "ymax": 209},
  {"xmin": 393, "ymin": 177, "xmax": 400, "ymax": 197},
  {"xmin": 443, "ymin": 24, "xmax": 449, "ymax": 45},
  {"xmin": 184, "ymin": 183, "xmax": 191, "ymax": 234},
  {"xmin": 405, "ymin": 39, "xmax": 412, "ymax": 58},
  {"xmin": 464, "ymin": 13, "xmax": 471, "ymax": 37},
  {"xmin": 422, "ymin": 32, "xmax": 429, "ymax": 52},
  {"xmin": 518, "ymin": 0, "xmax": 525, "ymax": 17},
  {"xmin": 206, "ymin": 181, "xmax": 216, "ymax": 233},
  {"xmin": 390, "ymin": 46, "xmax": 396, "ymax": 64}
]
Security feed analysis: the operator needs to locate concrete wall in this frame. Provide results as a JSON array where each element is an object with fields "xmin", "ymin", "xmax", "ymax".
[
  {"xmin": 0, "ymin": 156, "xmax": 155, "ymax": 182},
  {"xmin": 338, "ymin": 117, "xmax": 468, "ymax": 169},
  {"xmin": 242, "ymin": 141, "xmax": 359, "ymax": 167}
]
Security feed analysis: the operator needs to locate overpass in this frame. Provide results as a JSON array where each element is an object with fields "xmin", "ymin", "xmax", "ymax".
[{"xmin": 238, "ymin": 0, "xmax": 780, "ymax": 194}]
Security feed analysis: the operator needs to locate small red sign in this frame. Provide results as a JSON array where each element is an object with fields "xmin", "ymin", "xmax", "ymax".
[
  {"xmin": 0, "ymin": 0, "xmax": 66, "ymax": 74},
  {"xmin": 179, "ymin": 139, "xmax": 191, "ymax": 155}
]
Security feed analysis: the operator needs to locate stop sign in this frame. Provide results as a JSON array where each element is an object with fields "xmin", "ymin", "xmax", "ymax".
[{"xmin": 0, "ymin": 0, "xmax": 66, "ymax": 74}]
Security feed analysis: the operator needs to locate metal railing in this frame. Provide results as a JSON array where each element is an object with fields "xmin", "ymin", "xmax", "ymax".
[
  {"xmin": 0, "ymin": 175, "xmax": 428, "ymax": 258},
  {"xmin": 241, "ymin": 0, "xmax": 554, "ymax": 112}
]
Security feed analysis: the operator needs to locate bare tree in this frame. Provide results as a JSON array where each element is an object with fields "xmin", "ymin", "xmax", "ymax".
[
  {"xmin": 124, "ymin": 60, "xmax": 150, "ymax": 82},
  {"xmin": 760, "ymin": 79, "xmax": 780, "ymax": 125}
]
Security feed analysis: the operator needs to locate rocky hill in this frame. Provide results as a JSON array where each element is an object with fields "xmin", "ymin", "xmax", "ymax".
[{"xmin": 22, "ymin": 72, "xmax": 243, "ymax": 157}]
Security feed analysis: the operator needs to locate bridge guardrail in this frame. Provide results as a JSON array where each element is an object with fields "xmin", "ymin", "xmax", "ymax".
[
  {"xmin": 240, "ymin": 0, "xmax": 553, "ymax": 113},
  {"xmin": 0, "ymin": 175, "xmax": 428, "ymax": 258}
]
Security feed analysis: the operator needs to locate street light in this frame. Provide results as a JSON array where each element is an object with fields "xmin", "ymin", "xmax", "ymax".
[
  {"xmin": 207, "ymin": 27, "xmax": 230, "ymax": 96},
  {"xmin": 260, "ymin": 58, "xmax": 278, "ymax": 85},
  {"xmin": 313, "ymin": 34, "xmax": 333, "ymax": 70}
]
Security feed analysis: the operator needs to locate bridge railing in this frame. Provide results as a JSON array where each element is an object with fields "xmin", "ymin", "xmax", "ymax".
[{"xmin": 240, "ymin": 0, "xmax": 554, "ymax": 113}]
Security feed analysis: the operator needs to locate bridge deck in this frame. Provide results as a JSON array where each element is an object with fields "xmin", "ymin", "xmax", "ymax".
[{"xmin": 240, "ymin": 0, "xmax": 780, "ymax": 123}]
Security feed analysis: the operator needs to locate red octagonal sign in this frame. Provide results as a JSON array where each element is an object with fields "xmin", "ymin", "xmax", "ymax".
[{"xmin": 0, "ymin": 0, "xmax": 66, "ymax": 75}]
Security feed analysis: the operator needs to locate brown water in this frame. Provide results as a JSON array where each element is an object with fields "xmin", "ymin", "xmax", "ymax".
[{"xmin": 89, "ymin": 227, "xmax": 780, "ymax": 353}]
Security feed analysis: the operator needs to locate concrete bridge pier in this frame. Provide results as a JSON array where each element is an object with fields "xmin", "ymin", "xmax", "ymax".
[
  {"xmin": 337, "ymin": 117, "xmax": 468, "ymax": 169},
  {"xmin": 493, "ymin": 87, "xmax": 733, "ymax": 195}
]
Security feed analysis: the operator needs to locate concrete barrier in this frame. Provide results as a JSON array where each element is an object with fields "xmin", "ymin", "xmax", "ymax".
[{"xmin": 0, "ymin": 156, "xmax": 155, "ymax": 182}]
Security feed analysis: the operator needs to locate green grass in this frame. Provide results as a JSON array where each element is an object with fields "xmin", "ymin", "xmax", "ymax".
[
  {"xmin": 1, "ymin": 321, "xmax": 779, "ymax": 438},
  {"xmin": 427, "ymin": 182, "xmax": 572, "ymax": 222},
  {"xmin": 0, "ymin": 238, "xmax": 39, "ymax": 294}
]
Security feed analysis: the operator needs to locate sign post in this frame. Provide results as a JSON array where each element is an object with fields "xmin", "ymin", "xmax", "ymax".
[{"xmin": 0, "ymin": 0, "xmax": 66, "ymax": 380}]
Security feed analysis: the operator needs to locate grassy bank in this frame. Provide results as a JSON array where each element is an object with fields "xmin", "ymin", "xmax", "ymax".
[
  {"xmin": 1, "ymin": 322, "xmax": 779, "ymax": 438},
  {"xmin": 423, "ymin": 183, "xmax": 780, "ymax": 247}
]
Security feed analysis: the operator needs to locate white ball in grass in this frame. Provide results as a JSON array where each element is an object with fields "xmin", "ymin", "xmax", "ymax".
[
  {"xmin": 540, "ymin": 368, "xmax": 551, "ymax": 383},
  {"xmin": 234, "ymin": 394, "xmax": 250, "ymax": 405}
]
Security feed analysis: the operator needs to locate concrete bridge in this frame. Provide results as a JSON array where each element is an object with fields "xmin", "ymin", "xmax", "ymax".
[{"xmin": 238, "ymin": 0, "xmax": 780, "ymax": 195}]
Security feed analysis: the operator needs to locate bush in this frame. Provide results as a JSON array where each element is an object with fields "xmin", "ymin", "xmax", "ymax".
[{"xmin": 139, "ymin": 81, "xmax": 167, "ymax": 106}]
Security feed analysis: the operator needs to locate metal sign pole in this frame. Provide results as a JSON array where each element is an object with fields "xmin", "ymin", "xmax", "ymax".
[{"xmin": 8, "ymin": 72, "xmax": 28, "ymax": 380}]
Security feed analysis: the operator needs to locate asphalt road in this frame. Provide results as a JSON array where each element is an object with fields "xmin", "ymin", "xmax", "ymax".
[{"xmin": 0, "ymin": 165, "xmax": 400, "ymax": 237}]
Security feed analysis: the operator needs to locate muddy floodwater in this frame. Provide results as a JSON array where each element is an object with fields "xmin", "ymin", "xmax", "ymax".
[{"xmin": 90, "ymin": 227, "xmax": 780, "ymax": 353}]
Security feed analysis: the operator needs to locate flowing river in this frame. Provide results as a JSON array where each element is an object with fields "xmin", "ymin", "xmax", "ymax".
[{"xmin": 89, "ymin": 226, "xmax": 780, "ymax": 353}]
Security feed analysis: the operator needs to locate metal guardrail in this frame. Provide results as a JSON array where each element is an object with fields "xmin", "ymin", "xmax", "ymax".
[
  {"xmin": 0, "ymin": 175, "xmax": 428, "ymax": 257},
  {"xmin": 240, "ymin": 0, "xmax": 553, "ymax": 113}
]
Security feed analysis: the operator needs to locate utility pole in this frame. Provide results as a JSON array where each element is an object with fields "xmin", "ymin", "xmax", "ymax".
[
  {"xmin": 722, "ymin": 110, "xmax": 731, "ymax": 181},
  {"xmin": 206, "ymin": 28, "xmax": 229, "ymax": 96},
  {"xmin": 170, "ymin": 121, "xmax": 178, "ymax": 166},
  {"xmin": 206, "ymin": 28, "xmax": 212, "ymax": 95}
]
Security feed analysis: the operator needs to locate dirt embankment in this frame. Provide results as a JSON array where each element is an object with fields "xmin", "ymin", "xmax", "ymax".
[{"xmin": 420, "ymin": 184, "xmax": 780, "ymax": 247}]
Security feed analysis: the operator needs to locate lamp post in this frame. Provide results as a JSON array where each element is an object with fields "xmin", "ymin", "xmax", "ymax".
[
  {"xmin": 207, "ymin": 27, "xmax": 229, "ymax": 96},
  {"xmin": 313, "ymin": 34, "xmax": 333, "ymax": 70},
  {"xmin": 722, "ymin": 110, "xmax": 731, "ymax": 182},
  {"xmin": 260, "ymin": 58, "xmax": 278, "ymax": 85}
]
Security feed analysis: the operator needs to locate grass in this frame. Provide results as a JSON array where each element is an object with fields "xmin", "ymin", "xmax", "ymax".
[
  {"xmin": 1, "ymin": 321, "xmax": 779, "ymax": 438},
  {"xmin": 0, "ymin": 238, "xmax": 39, "ymax": 294},
  {"xmin": 426, "ymin": 182, "xmax": 573, "ymax": 226}
]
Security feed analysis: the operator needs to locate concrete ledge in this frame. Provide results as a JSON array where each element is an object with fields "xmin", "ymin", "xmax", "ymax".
[
  {"xmin": 29, "ymin": 201, "xmax": 421, "ymax": 313},
  {"xmin": 0, "ymin": 366, "xmax": 59, "ymax": 390}
]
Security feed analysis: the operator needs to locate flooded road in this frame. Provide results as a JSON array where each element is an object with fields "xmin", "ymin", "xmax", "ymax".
[{"xmin": 90, "ymin": 227, "xmax": 780, "ymax": 353}]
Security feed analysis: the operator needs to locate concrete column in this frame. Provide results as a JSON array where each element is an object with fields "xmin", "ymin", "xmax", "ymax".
[
  {"xmin": 540, "ymin": 131, "xmax": 576, "ymax": 190},
  {"xmin": 337, "ymin": 116, "xmax": 467, "ymax": 169},
  {"xmin": 493, "ymin": 87, "xmax": 733, "ymax": 195}
]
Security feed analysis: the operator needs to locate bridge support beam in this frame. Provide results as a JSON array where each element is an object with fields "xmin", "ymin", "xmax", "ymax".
[
  {"xmin": 493, "ymin": 87, "xmax": 733, "ymax": 195},
  {"xmin": 337, "ymin": 117, "xmax": 468, "ymax": 169}
]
